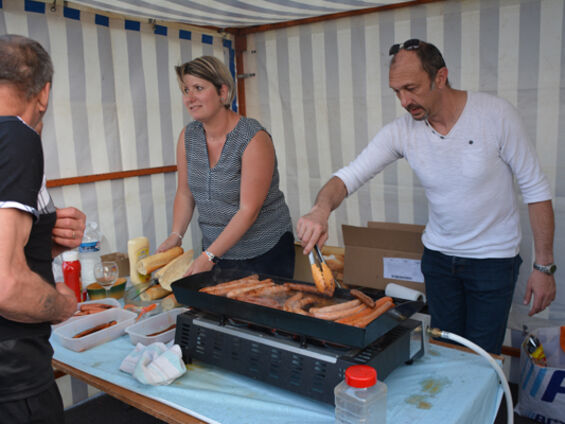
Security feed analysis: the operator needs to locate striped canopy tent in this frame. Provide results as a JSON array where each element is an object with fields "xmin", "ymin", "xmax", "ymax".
[
  {"xmin": 68, "ymin": 0, "xmax": 416, "ymax": 28},
  {"xmin": 0, "ymin": 0, "xmax": 563, "ymax": 335}
]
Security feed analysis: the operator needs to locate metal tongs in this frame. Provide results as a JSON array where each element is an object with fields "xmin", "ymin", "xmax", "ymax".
[{"xmin": 308, "ymin": 245, "xmax": 343, "ymax": 290}]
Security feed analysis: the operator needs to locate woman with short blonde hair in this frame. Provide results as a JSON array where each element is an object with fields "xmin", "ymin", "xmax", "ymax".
[{"xmin": 159, "ymin": 56, "xmax": 294, "ymax": 278}]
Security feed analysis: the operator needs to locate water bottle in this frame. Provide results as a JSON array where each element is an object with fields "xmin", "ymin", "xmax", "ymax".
[
  {"xmin": 334, "ymin": 365, "xmax": 387, "ymax": 424},
  {"xmin": 79, "ymin": 223, "xmax": 102, "ymax": 298}
]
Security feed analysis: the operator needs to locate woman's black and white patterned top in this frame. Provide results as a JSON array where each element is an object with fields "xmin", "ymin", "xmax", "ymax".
[{"xmin": 185, "ymin": 116, "xmax": 292, "ymax": 260}]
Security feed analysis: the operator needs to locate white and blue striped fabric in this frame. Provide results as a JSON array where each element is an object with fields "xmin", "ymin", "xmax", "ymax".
[
  {"xmin": 243, "ymin": 0, "xmax": 565, "ymax": 329},
  {"xmin": 69, "ymin": 0, "xmax": 410, "ymax": 28},
  {"xmin": 0, "ymin": 0, "xmax": 234, "ymax": 255}
]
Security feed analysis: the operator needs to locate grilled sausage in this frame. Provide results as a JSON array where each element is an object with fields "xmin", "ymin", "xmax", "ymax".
[
  {"xmin": 236, "ymin": 296, "xmax": 282, "ymax": 309},
  {"xmin": 309, "ymin": 299, "xmax": 360, "ymax": 314},
  {"xmin": 291, "ymin": 296, "xmax": 317, "ymax": 315},
  {"xmin": 241, "ymin": 284, "xmax": 290, "ymax": 298},
  {"xmin": 283, "ymin": 292, "xmax": 303, "ymax": 312},
  {"xmin": 283, "ymin": 283, "xmax": 324, "ymax": 295},
  {"xmin": 350, "ymin": 289, "xmax": 376, "ymax": 308},
  {"xmin": 226, "ymin": 281, "xmax": 274, "ymax": 298},
  {"xmin": 336, "ymin": 296, "xmax": 394, "ymax": 325},
  {"xmin": 200, "ymin": 275, "xmax": 260, "ymax": 295},
  {"xmin": 146, "ymin": 324, "xmax": 176, "ymax": 337},
  {"xmin": 73, "ymin": 320, "xmax": 117, "ymax": 338},
  {"xmin": 312, "ymin": 302, "xmax": 368, "ymax": 321},
  {"xmin": 349, "ymin": 300, "xmax": 395, "ymax": 328}
]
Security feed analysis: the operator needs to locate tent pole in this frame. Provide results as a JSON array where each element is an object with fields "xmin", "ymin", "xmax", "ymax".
[{"xmin": 234, "ymin": 32, "xmax": 247, "ymax": 117}]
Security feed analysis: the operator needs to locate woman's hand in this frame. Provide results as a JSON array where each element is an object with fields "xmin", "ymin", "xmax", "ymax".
[
  {"xmin": 157, "ymin": 233, "xmax": 182, "ymax": 253},
  {"xmin": 183, "ymin": 252, "xmax": 214, "ymax": 277}
]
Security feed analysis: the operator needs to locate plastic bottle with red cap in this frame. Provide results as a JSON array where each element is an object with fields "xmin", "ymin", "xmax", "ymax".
[
  {"xmin": 62, "ymin": 250, "xmax": 83, "ymax": 302},
  {"xmin": 334, "ymin": 364, "xmax": 387, "ymax": 423}
]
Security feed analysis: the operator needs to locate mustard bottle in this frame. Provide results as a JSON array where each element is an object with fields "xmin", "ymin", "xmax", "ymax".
[{"xmin": 128, "ymin": 237, "xmax": 150, "ymax": 285}]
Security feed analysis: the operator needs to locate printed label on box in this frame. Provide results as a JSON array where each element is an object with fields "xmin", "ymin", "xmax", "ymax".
[{"xmin": 383, "ymin": 257, "xmax": 424, "ymax": 283}]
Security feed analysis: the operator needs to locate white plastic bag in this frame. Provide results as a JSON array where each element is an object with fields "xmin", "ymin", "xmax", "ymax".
[{"xmin": 515, "ymin": 326, "xmax": 565, "ymax": 423}]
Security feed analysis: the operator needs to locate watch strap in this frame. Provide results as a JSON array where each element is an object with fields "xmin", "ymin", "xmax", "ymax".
[
  {"xmin": 533, "ymin": 262, "xmax": 557, "ymax": 275},
  {"xmin": 204, "ymin": 250, "xmax": 219, "ymax": 264}
]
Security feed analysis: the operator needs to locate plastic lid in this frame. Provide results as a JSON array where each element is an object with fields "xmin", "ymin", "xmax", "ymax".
[
  {"xmin": 62, "ymin": 250, "xmax": 79, "ymax": 262},
  {"xmin": 345, "ymin": 365, "xmax": 377, "ymax": 388}
]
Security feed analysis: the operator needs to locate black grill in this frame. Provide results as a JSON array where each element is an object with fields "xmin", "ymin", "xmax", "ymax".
[{"xmin": 175, "ymin": 310, "xmax": 423, "ymax": 404}]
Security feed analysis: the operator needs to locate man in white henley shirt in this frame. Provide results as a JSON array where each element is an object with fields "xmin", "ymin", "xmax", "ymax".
[{"xmin": 297, "ymin": 39, "xmax": 556, "ymax": 354}]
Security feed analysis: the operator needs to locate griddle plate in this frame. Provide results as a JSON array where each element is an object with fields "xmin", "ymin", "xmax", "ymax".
[{"xmin": 172, "ymin": 268, "xmax": 423, "ymax": 349}]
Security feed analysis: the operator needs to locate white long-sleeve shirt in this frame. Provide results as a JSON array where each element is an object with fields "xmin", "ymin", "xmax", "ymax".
[{"xmin": 335, "ymin": 92, "xmax": 551, "ymax": 258}]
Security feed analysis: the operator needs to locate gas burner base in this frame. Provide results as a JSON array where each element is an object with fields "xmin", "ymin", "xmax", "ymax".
[{"xmin": 175, "ymin": 310, "xmax": 424, "ymax": 405}]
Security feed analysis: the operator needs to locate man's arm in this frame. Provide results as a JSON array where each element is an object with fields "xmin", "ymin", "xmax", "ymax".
[
  {"xmin": 524, "ymin": 200, "xmax": 556, "ymax": 316},
  {"xmin": 0, "ymin": 208, "xmax": 76, "ymax": 323},
  {"xmin": 296, "ymin": 176, "xmax": 348, "ymax": 254}
]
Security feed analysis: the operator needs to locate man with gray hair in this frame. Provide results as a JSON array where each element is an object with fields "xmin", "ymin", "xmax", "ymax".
[{"xmin": 0, "ymin": 34, "xmax": 86, "ymax": 423}]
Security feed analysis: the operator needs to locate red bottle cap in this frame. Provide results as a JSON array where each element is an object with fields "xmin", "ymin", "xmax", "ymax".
[{"xmin": 345, "ymin": 365, "xmax": 377, "ymax": 388}]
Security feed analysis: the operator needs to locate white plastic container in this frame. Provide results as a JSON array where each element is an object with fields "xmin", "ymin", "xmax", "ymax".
[
  {"xmin": 52, "ymin": 298, "xmax": 121, "ymax": 330},
  {"xmin": 334, "ymin": 365, "xmax": 387, "ymax": 424},
  {"xmin": 125, "ymin": 308, "xmax": 187, "ymax": 345},
  {"xmin": 53, "ymin": 307, "xmax": 136, "ymax": 352}
]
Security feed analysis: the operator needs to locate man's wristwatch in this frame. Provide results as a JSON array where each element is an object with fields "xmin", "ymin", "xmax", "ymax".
[
  {"xmin": 204, "ymin": 250, "xmax": 219, "ymax": 264},
  {"xmin": 533, "ymin": 262, "xmax": 557, "ymax": 275}
]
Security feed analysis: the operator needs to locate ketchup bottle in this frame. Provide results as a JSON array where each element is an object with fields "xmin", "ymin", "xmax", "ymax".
[{"xmin": 62, "ymin": 250, "xmax": 83, "ymax": 302}]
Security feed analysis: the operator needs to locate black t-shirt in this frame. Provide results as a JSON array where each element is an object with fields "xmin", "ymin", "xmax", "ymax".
[{"xmin": 0, "ymin": 116, "xmax": 57, "ymax": 401}]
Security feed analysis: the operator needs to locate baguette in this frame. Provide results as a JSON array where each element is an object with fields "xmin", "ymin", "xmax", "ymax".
[
  {"xmin": 136, "ymin": 247, "xmax": 184, "ymax": 276},
  {"xmin": 157, "ymin": 250, "xmax": 194, "ymax": 291},
  {"xmin": 161, "ymin": 293, "xmax": 182, "ymax": 311},
  {"xmin": 139, "ymin": 284, "xmax": 171, "ymax": 301},
  {"xmin": 154, "ymin": 249, "xmax": 193, "ymax": 280}
]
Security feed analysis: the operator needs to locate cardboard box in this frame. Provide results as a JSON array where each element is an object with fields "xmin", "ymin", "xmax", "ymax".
[
  {"xmin": 342, "ymin": 222, "xmax": 425, "ymax": 293},
  {"xmin": 100, "ymin": 252, "xmax": 130, "ymax": 278}
]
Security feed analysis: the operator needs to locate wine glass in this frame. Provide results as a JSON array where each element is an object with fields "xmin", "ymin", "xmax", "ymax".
[{"xmin": 93, "ymin": 261, "xmax": 119, "ymax": 298}]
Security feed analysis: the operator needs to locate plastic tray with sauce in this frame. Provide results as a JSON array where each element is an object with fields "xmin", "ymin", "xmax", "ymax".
[
  {"xmin": 125, "ymin": 308, "xmax": 188, "ymax": 345},
  {"xmin": 53, "ymin": 308, "xmax": 136, "ymax": 352}
]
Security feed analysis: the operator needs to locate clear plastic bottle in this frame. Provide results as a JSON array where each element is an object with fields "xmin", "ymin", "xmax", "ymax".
[
  {"xmin": 78, "ymin": 222, "xmax": 102, "ymax": 296},
  {"xmin": 334, "ymin": 365, "xmax": 387, "ymax": 424},
  {"xmin": 79, "ymin": 240, "xmax": 101, "ymax": 297}
]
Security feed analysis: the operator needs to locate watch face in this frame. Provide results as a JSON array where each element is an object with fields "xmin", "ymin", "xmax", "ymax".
[{"xmin": 549, "ymin": 264, "xmax": 557, "ymax": 274}]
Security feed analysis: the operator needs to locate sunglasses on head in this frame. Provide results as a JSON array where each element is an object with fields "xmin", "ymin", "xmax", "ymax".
[{"xmin": 389, "ymin": 39, "xmax": 421, "ymax": 56}]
